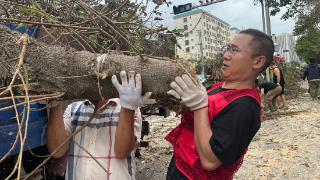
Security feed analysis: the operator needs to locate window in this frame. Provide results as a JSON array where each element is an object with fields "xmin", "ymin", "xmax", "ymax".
[
  {"xmin": 186, "ymin": 47, "xmax": 190, "ymax": 52},
  {"xmin": 184, "ymin": 25, "xmax": 188, "ymax": 30},
  {"xmin": 183, "ymin": 17, "xmax": 187, "ymax": 23},
  {"xmin": 185, "ymin": 40, "xmax": 189, "ymax": 46},
  {"xmin": 184, "ymin": 33, "xmax": 189, "ymax": 38}
]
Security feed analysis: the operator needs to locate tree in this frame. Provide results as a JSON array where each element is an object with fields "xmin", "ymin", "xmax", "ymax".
[
  {"xmin": 253, "ymin": 0, "xmax": 320, "ymax": 62},
  {"xmin": 295, "ymin": 30, "xmax": 320, "ymax": 63},
  {"xmin": 0, "ymin": 25, "xmax": 194, "ymax": 103},
  {"xmin": 253, "ymin": 0, "xmax": 319, "ymax": 35}
]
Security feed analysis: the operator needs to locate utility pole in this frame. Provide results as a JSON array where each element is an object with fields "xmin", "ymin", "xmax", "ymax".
[
  {"xmin": 198, "ymin": 30, "xmax": 205, "ymax": 79},
  {"xmin": 260, "ymin": 0, "xmax": 272, "ymax": 82},
  {"xmin": 260, "ymin": 0, "xmax": 266, "ymax": 33},
  {"xmin": 265, "ymin": 1, "xmax": 272, "ymax": 82},
  {"xmin": 265, "ymin": 1, "xmax": 272, "ymax": 36}
]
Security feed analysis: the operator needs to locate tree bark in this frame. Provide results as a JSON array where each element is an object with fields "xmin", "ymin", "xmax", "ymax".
[{"xmin": 0, "ymin": 27, "xmax": 195, "ymax": 103}]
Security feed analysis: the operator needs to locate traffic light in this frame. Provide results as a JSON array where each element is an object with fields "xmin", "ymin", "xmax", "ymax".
[{"xmin": 173, "ymin": 3, "xmax": 192, "ymax": 15}]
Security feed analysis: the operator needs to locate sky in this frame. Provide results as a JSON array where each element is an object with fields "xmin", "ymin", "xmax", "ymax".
[{"xmin": 152, "ymin": 0, "xmax": 296, "ymax": 35}]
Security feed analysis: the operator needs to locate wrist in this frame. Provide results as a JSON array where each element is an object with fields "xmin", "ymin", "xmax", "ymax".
[{"xmin": 120, "ymin": 103, "xmax": 138, "ymax": 111}]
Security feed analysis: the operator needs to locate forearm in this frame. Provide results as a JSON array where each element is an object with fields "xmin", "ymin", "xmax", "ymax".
[
  {"xmin": 114, "ymin": 108, "xmax": 136, "ymax": 159},
  {"xmin": 194, "ymin": 108, "xmax": 222, "ymax": 170},
  {"xmin": 275, "ymin": 69, "xmax": 281, "ymax": 83},
  {"xmin": 302, "ymin": 71, "xmax": 307, "ymax": 80},
  {"xmin": 47, "ymin": 104, "xmax": 69, "ymax": 158}
]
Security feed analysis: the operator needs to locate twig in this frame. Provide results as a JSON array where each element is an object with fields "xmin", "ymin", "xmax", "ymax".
[
  {"xmin": 73, "ymin": 141, "xmax": 109, "ymax": 175},
  {"xmin": 16, "ymin": 72, "xmax": 31, "ymax": 179},
  {"xmin": 0, "ymin": 0, "xmax": 30, "ymax": 8},
  {"xmin": 0, "ymin": 92, "xmax": 64, "ymax": 112},
  {"xmin": 5, "ymin": 35, "xmax": 31, "ymax": 179},
  {"xmin": 0, "ymin": 83, "xmax": 38, "ymax": 91},
  {"xmin": 0, "ymin": 93, "xmax": 64, "ymax": 101},
  {"xmin": 5, "ymin": 75, "xmax": 27, "ymax": 180},
  {"xmin": 105, "ymin": 0, "xmax": 129, "ymax": 16},
  {"xmin": 77, "ymin": 1, "xmax": 142, "ymax": 54},
  {"xmin": 0, "ymin": 57, "xmax": 19, "ymax": 63},
  {"xmin": 0, "ymin": 18, "xmax": 99, "ymax": 31}
]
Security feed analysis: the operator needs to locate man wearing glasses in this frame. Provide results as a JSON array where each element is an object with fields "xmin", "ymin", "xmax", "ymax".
[{"xmin": 165, "ymin": 29, "xmax": 274, "ymax": 179}]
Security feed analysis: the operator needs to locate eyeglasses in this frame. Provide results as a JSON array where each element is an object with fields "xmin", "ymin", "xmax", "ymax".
[{"xmin": 222, "ymin": 44, "xmax": 242, "ymax": 55}]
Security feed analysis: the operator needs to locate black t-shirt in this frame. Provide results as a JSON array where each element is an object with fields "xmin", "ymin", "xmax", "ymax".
[
  {"xmin": 273, "ymin": 68, "xmax": 285, "ymax": 85},
  {"xmin": 259, "ymin": 82, "xmax": 277, "ymax": 94},
  {"xmin": 208, "ymin": 87, "xmax": 261, "ymax": 168}
]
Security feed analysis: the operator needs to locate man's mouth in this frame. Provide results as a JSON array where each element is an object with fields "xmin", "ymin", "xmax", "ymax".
[{"xmin": 222, "ymin": 63, "xmax": 229, "ymax": 68}]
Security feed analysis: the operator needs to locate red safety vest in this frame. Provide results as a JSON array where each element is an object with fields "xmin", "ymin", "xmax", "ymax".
[{"xmin": 165, "ymin": 82, "xmax": 262, "ymax": 180}]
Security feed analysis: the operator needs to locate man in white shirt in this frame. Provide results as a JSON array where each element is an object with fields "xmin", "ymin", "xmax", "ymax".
[{"xmin": 47, "ymin": 71, "xmax": 151, "ymax": 180}]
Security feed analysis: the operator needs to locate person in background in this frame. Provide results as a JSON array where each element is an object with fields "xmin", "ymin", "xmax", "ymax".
[
  {"xmin": 259, "ymin": 82, "xmax": 282, "ymax": 112},
  {"xmin": 302, "ymin": 58, "xmax": 320, "ymax": 100},
  {"xmin": 270, "ymin": 61, "xmax": 286, "ymax": 108},
  {"xmin": 165, "ymin": 29, "xmax": 274, "ymax": 179}
]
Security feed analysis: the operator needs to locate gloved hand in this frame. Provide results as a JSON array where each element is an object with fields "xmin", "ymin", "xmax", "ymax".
[
  {"xmin": 167, "ymin": 74, "xmax": 208, "ymax": 111},
  {"xmin": 112, "ymin": 71, "xmax": 152, "ymax": 110}
]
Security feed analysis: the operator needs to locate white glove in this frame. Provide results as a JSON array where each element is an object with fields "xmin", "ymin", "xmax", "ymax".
[
  {"xmin": 167, "ymin": 74, "xmax": 208, "ymax": 111},
  {"xmin": 112, "ymin": 70, "xmax": 152, "ymax": 110}
]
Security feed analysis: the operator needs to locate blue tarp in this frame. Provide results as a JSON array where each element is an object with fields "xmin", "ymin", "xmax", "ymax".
[{"xmin": 2, "ymin": 23, "xmax": 38, "ymax": 37}]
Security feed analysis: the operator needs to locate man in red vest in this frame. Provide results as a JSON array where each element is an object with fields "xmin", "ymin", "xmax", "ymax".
[{"xmin": 166, "ymin": 29, "xmax": 275, "ymax": 180}]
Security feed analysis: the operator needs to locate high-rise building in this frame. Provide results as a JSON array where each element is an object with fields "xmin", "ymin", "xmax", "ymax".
[
  {"xmin": 273, "ymin": 33, "xmax": 300, "ymax": 62},
  {"xmin": 173, "ymin": 8, "xmax": 230, "ymax": 60}
]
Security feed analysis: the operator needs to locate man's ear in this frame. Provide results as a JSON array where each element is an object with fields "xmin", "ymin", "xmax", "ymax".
[{"xmin": 253, "ymin": 56, "xmax": 267, "ymax": 70}]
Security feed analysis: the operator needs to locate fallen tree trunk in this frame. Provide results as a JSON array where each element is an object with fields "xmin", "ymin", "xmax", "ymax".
[{"xmin": 0, "ymin": 27, "xmax": 195, "ymax": 103}]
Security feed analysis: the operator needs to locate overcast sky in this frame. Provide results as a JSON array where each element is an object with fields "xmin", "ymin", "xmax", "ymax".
[{"xmin": 153, "ymin": 0, "xmax": 295, "ymax": 35}]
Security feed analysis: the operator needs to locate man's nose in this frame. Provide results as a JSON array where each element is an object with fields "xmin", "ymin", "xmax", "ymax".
[{"xmin": 223, "ymin": 51, "xmax": 231, "ymax": 60}]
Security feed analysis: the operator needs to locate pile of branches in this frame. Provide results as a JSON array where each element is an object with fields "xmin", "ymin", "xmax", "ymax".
[
  {"xmin": 279, "ymin": 62, "xmax": 305, "ymax": 99},
  {"xmin": 0, "ymin": 0, "xmax": 171, "ymax": 53}
]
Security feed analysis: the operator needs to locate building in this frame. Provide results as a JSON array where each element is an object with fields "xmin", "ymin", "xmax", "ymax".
[
  {"xmin": 173, "ymin": 8, "xmax": 230, "ymax": 60},
  {"xmin": 273, "ymin": 33, "xmax": 300, "ymax": 62}
]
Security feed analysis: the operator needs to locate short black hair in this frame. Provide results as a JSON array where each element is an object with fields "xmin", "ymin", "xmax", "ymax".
[
  {"xmin": 239, "ymin": 29, "xmax": 275, "ymax": 71},
  {"xmin": 309, "ymin": 58, "xmax": 316, "ymax": 63}
]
